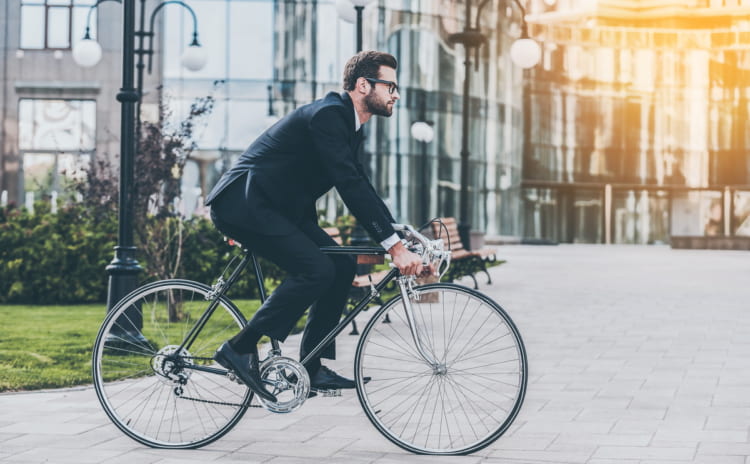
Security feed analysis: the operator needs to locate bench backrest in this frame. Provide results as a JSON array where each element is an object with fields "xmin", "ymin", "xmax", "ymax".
[
  {"xmin": 431, "ymin": 217, "xmax": 465, "ymax": 252},
  {"xmin": 323, "ymin": 227, "xmax": 343, "ymax": 245}
]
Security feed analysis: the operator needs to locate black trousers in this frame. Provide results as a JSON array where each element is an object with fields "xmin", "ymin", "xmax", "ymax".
[{"xmin": 210, "ymin": 196, "xmax": 355, "ymax": 365}]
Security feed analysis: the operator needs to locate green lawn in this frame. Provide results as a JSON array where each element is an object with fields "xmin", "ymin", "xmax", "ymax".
[{"xmin": 0, "ymin": 300, "xmax": 268, "ymax": 392}]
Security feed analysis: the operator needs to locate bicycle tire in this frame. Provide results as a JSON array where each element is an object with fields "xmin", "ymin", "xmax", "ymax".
[
  {"xmin": 92, "ymin": 279, "xmax": 252, "ymax": 449},
  {"xmin": 354, "ymin": 283, "xmax": 527, "ymax": 455}
]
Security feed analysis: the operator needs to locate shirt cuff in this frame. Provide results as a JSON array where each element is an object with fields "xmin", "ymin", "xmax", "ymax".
[{"xmin": 380, "ymin": 233, "xmax": 400, "ymax": 251}]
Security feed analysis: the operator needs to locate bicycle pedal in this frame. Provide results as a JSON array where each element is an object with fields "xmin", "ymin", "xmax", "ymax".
[{"xmin": 311, "ymin": 388, "xmax": 341, "ymax": 397}]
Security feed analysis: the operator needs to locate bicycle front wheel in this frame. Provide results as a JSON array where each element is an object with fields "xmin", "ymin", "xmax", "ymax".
[
  {"xmin": 354, "ymin": 283, "xmax": 527, "ymax": 455},
  {"xmin": 92, "ymin": 279, "xmax": 252, "ymax": 449}
]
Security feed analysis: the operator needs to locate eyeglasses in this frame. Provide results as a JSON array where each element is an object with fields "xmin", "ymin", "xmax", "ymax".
[{"xmin": 365, "ymin": 78, "xmax": 399, "ymax": 95}]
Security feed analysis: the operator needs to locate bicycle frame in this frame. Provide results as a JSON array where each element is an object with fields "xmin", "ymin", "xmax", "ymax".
[{"xmin": 173, "ymin": 245, "xmax": 408, "ymax": 375}]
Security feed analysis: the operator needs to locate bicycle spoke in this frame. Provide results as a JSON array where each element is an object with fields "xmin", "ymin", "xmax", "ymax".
[
  {"xmin": 356, "ymin": 284, "xmax": 526, "ymax": 455},
  {"xmin": 93, "ymin": 281, "xmax": 249, "ymax": 448}
]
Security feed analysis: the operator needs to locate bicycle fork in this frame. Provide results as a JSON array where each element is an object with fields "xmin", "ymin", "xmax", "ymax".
[{"xmin": 396, "ymin": 277, "xmax": 443, "ymax": 372}]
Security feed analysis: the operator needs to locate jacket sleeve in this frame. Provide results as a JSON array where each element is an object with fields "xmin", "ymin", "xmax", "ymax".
[{"xmin": 309, "ymin": 107, "xmax": 396, "ymax": 242}]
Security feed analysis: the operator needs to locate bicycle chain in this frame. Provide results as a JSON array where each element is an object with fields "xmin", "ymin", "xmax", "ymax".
[
  {"xmin": 177, "ymin": 392, "xmax": 262, "ymax": 408},
  {"xmin": 167, "ymin": 356, "xmax": 338, "ymax": 407},
  {"xmin": 170, "ymin": 355, "xmax": 263, "ymax": 408}
]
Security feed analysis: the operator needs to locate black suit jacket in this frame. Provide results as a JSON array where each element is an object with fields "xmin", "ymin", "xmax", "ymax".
[{"xmin": 206, "ymin": 92, "xmax": 396, "ymax": 242}]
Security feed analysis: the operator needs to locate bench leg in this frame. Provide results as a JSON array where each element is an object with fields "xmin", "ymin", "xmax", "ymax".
[
  {"xmin": 349, "ymin": 319, "xmax": 359, "ymax": 335},
  {"xmin": 480, "ymin": 260, "xmax": 492, "ymax": 285},
  {"xmin": 469, "ymin": 272, "xmax": 479, "ymax": 289}
]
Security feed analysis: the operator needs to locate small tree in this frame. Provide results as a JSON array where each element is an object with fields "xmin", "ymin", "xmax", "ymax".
[
  {"xmin": 73, "ymin": 88, "xmax": 215, "ymax": 288},
  {"xmin": 134, "ymin": 92, "xmax": 215, "ymax": 295}
]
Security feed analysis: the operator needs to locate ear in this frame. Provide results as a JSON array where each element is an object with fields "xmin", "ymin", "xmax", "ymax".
[{"xmin": 356, "ymin": 77, "xmax": 370, "ymax": 94}]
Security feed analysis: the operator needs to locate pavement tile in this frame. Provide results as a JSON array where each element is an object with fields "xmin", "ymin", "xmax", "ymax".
[
  {"xmin": 653, "ymin": 429, "xmax": 747, "ymax": 444},
  {"xmin": 705, "ymin": 417, "xmax": 750, "ymax": 431},
  {"xmin": 689, "ymin": 457, "xmax": 747, "ymax": 464},
  {"xmin": 698, "ymin": 443, "xmax": 750, "ymax": 456},
  {"xmin": 238, "ymin": 437, "xmax": 355, "ymax": 458},
  {"xmin": 0, "ymin": 421, "xmax": 101, "ymax": 435},
  {"xmin": 376, "ymin": 453, "xmax": 482, "ymax": 463},
  {"xmin": 5, "ymin": 446, "xmax": 130, "ymax": 463},
  {"xmin": 487, "ymin": 448, "xmax": 593, "ymax": 463},
  {"xmin": 330, "ymin": 449, "xmax": 386, "ymax": 463},
  {"xmin": 552, "ymin": 433, "xmax": 653, "ymax": 447},
  {"xmin": 592, "ymin": 445, "xmax": 696, "ymax": 460}
]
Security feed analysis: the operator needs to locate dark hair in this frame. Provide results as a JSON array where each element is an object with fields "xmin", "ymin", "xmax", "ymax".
[{"xmin": 342, "ymin": 51, "xmax": 398, "ymax": 91}]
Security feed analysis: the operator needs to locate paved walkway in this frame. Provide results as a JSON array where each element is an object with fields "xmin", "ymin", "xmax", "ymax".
[{"xmin": 1, "ymin": 245, "xmax": 749, "ymax": 463}]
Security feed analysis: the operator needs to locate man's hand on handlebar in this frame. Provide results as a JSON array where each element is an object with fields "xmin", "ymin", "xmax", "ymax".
[{"xmin": 388, "ymin": 241, "xmax": 436, "ymax": 277}]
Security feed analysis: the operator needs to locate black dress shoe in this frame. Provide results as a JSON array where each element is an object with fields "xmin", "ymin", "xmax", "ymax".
[
  {"xmin": 310, "ymin": 365, "xmax": 358, "ymax": 390},
  {"xmin": 214, "ymin": 342, "xmax": 277, "ymax": 403}
]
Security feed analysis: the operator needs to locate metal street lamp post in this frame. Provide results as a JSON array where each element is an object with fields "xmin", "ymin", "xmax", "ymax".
[
  {"xmin": 337, "ymin": 0, "xmax": 375, "ymax": 251},
  {"xmin": 448, "ymin": 0, "xmax": 540, "ymax": 250},
  {"xmin": 73, "ymin": 0, "xmax": 206, "ymax": 332}
]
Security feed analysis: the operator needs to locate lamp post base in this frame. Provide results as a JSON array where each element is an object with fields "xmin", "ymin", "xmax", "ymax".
[{"xmin": 105, "ymin": 246, "xmax": 146, "ymax": 344}]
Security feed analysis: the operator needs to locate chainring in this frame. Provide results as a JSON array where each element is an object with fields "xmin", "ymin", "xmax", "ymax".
[{"xmin": 258, "ymin": 356, "xmax": 310, "ymax": 413}]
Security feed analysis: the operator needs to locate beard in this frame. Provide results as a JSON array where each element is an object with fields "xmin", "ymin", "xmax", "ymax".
[{"xmin": 364, "ymin": 91, "xmax": 393, "ymax": 117}]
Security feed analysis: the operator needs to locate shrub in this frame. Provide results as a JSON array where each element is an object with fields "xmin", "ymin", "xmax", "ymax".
[
  {"xmin": 0, "ymin": 203, "xmax": 115, "ymax": 304},
  {"xmin": 0, "ymin": 203, "xmax": 284, "ymax": 304}
]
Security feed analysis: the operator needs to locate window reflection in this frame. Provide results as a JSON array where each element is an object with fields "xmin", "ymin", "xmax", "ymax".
[
  {"xmin": 612, "ymin": 190, "xmax": 669, "ymax": 244},
  {"xmin": 735, "ymin": 191, "xmax": 750, "ymax": 236},
  {"xmin": 162, "ymin": 2, "xmax": 527, "ymax": 237},
  {"xmin": 21, "ymin": 0, "xmax": 95, "ymax": 50},
  {"xmin": 47, "ymin": 7, "xmax": 71, "ymax": 48},
  {"xmin": 19, "ymin": 99, "xmax": 96, "ymax": 197},
  {"xmin": 20, "ymin": 4, "xmax": 45, "ymax": 49}
]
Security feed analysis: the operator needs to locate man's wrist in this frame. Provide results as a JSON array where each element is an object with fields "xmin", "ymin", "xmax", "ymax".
[{"xmin": 380, "ymin": 233, "xmax": 400, "ymax": 251}]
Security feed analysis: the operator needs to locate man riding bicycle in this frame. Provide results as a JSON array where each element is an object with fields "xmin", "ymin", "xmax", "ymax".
[{"xmin": 205, "ymin": 51, "xmax": 428, "ymax": 403}]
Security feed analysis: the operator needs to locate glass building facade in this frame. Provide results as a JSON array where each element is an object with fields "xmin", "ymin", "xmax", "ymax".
[
  {"xmin": 522, "ymin": 0, "xmax": 750, "ymax": 243},
  {"xmin": 3, "ymin": 0, "xmax": 749, "ymax": 244},
  {"xmin": 162, "ymin": 0, "xmax": 529, "ymax": 237}
]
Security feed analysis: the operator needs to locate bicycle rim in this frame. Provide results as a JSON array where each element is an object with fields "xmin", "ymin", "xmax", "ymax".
[
  {"xmin": 92, "ymin": 279, "xmax": 252, "ymax": 448},
  {"xmin": 355, "ymin": 283, "xmax": 527, "ymax": 455}
]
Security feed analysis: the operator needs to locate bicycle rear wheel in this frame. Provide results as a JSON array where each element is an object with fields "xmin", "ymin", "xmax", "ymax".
[
  {"xmin": 354, "ymin": 283, "xmax": 527, "ymax": 455},
  {"xmin": 92, "ymin": 279, "xmax": 252, "ymax": 449}
]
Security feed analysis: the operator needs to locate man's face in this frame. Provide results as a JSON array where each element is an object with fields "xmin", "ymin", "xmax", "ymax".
[{"xmin": 364, "ymin": 66, "xmax": 400, "ymax": 117}]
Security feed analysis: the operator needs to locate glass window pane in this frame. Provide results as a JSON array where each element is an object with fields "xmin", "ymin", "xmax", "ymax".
[
  {"xmin": 180, "ymin": 160, "xmax": 202, "ymax": 216},
  {"xmin": 227, "ymin": 100, "xmax": 267, "ymax": 150},
  {"xmin": 48, "ymin": 0, "xmax": 72, "ymax": 5},
  {"xmin": 316, "ymin": 4, "xmax": 339, "ymax": 83},
  {"xmin": 228, "ymin": 2, "xmax": 273, "ymax": 80},
  {"xmin": 164, "ymin": 0, "xmax": 226, "ymax": 79},
  {"xmin": 72, "ymin": 6, "xmax": 94, "ymax": 41},
  {"xmin": 168, "ymin": 98, "xmax": 227, "ymax": 150},
  {"xmin": 58, "ymin": 153, "xmax": 90, "ymax": 188},
  {"xmin": 23, "ymin": 153, "xmax": 56, "ymax": 193},
  {"xmin": 48, "ymin": 7, "xmax": 71, "ymax": 48},
  {"xmin": 735, "ymin": 191, "xmax": 750, "ymax": 236},
  {"xmin": 20, "ymin": 5, "xmax": 45, "ymax": 49}
]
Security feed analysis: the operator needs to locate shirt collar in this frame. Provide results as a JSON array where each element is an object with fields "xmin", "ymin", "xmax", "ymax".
[{"xmin": 353, "ymin": 105, "xmax": 361, "ymax": 132}]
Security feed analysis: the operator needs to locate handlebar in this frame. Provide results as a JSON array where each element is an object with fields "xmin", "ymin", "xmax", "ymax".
[{"xmin": 391, "ymin": 223, "xmax": 452, "ymax": 280}]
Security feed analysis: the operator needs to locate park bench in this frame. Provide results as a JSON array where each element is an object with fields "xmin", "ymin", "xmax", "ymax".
[{"xmin": 430, "ymin": 217, "xmax": 500, "ymax": 289}]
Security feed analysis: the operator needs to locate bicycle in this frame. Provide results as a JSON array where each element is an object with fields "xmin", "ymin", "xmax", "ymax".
[{"xmin": 92, "ymin": 223, "xmax": 527, "ymax": 455}]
